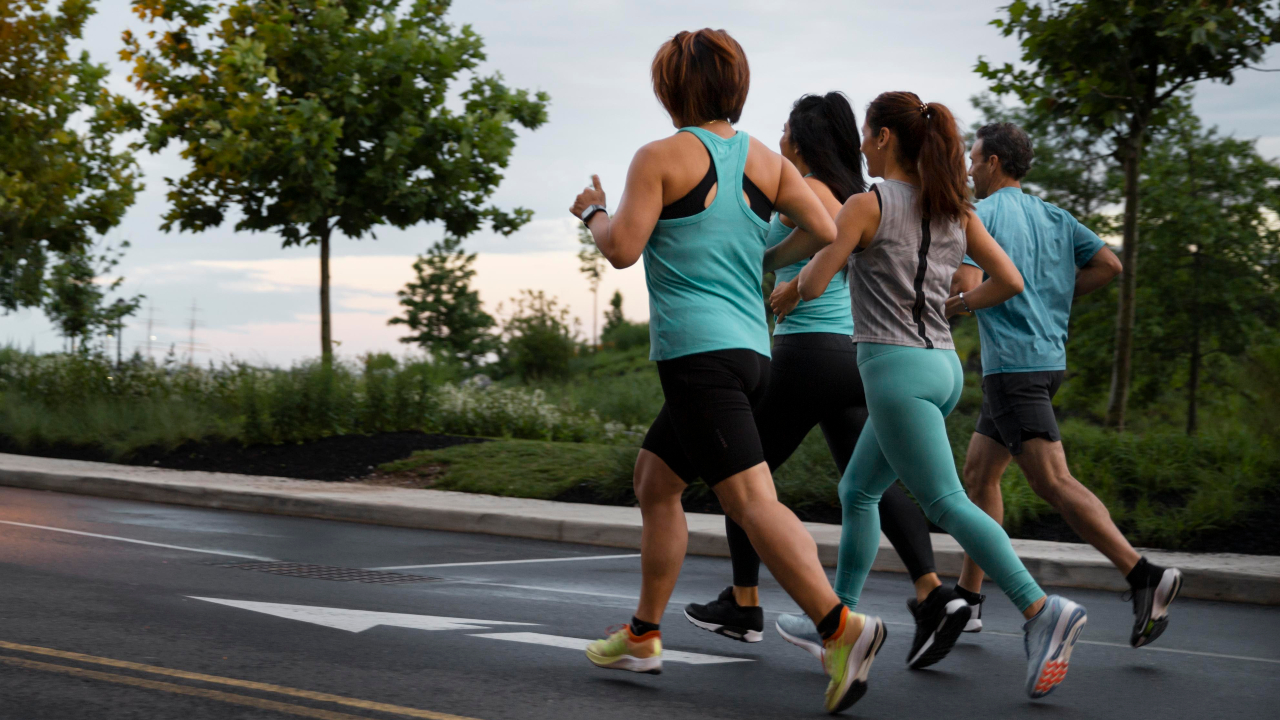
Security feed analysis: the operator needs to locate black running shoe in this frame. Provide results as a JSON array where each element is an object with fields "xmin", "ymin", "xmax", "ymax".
[
  {"xmin": 1128, "ymin": 564, "xmax": 1182, "ymax": 648},
  {"xmin": 906, "ymin": 586, "xmax": 971, "ymax": 669},
  {"xmin": 683, "ymin": 587, "xmax": 764, "ymax": 643},
  {"xmin": 963, "ymin": 593, "xmax": 985, "ymax": 633}
]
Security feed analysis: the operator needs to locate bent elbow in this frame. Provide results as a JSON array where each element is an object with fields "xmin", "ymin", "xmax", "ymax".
[
  {"xmin": 1008, "ymin": 275, "xmax": 1025, "ymax": 296},
  {"xmin": 797, "ymin": 279, "xmax": 822, "ymax": 301},
  {"xmin": 608, "ymin": 252, "xmax": 639, "ymax": 270},
  {"xmin": 1107, "ymin": 257, "xmax": 1124, "ymax": 279}
]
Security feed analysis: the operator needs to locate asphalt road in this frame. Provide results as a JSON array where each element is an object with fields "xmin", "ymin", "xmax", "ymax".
[{"xmin": 1, "ymin": 486, "xmax": 1276, "ymax": 720}]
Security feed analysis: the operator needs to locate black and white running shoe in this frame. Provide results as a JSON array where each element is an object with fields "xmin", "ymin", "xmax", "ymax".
[
  {"xmin": 684, "ymin": 587, "xmax": 764, "ymax": 643},
  {"xmin": 906, "ymin": 586, "xmax": 972, "ymax": 669},
  {"xmin": 963, "ymin": 593, "xmax": 985, "ymax": 633},
  {"xmin": 1129, "ymin": 565, "xmax": 1182, "ymax": 648}
]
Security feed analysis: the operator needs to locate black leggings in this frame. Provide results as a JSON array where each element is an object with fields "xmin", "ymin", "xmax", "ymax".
[{"xmin": 727, "ymin": 333, "xmax": 938, "ymax": 586}]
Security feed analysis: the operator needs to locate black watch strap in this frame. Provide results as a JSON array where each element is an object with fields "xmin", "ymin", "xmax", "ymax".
[{"xmin": 581, "ymin": 205, "xmax": 607, "ymax": 224}]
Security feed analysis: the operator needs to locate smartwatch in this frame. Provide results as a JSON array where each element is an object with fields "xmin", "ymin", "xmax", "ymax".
[{"xmin": 580, "ymin": 204, "xmax": 607, "ymax": 224}]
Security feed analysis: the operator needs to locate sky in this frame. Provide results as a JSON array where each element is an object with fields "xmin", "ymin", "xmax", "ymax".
[{"xmin": 4, "ymin": 0, "xmax": 1278, "ymax": 365}]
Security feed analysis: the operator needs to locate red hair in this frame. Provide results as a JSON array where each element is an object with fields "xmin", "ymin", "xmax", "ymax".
[
  {"xmin": 866, "ymin": 91, "xmax": 971, "ymax": 221},
  {"xmin": 651, "ymin": 29, "xmax": 750, "ymax": 126}
]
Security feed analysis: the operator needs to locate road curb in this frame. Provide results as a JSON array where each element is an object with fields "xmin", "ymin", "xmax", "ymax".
[{"xmin": 1, "ymin": 453, "xmax": 1277, "ymax": 605}]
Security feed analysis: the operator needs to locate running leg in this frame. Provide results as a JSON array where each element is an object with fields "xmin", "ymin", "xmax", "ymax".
[
  {"xmin": 634, "ymin": 449, "xmax": 689, "ymax": 625},
  {"xmin": 822, "ymin": 406, "xmax": 941, "ymax": 602},
  {"xmin": 958, "ymin": 432, "xmax": 1014, "ymax": 593},
  {"xmin": 1015, "ymin": 438, "xmax": 1139, "ymax": 574}
]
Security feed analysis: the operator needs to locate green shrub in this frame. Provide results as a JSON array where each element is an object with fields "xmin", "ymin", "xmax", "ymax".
[
  {"xmin": 499, "ymin": 290, "xmax": 578, "ymax": 381},
  {"xmin": 601, "ymin": 320, "xmax": 649, "ymax": 352}
]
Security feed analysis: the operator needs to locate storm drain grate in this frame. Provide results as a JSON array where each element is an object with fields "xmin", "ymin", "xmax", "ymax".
[{"xmin": 215, "ymin": 562, "xmax": 441, "ymax": 584}]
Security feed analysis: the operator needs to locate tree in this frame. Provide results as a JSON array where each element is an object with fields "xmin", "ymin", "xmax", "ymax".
[
  {"xmin": 602, "ymin": 290, "xmax": 626, "ymax": 338},
  {"xmin": 0, "ymin": 0, "xmax": 141, "ymax": 311},
  {"xmin": 499, "ymin": 290, "xmax": 577, "ymax": 381},
  {"xmin": 977, "ymin": 0, "xmax": 1280, "ymax": 429},
  {"xmin": 1128, "ymin": 116, "xmax": 1280, "ymax": 434},
  {"xmin": 43, "ymin": 242, "xmax": 142, "ymax": 352},
  {"xmin": 389, "ymin": 235, "xmax": 496, "ymax": 367},
  {"xmin": 123, "ymin": 0, "xmax": 549, "ymax": 360},
  {"xmin": 577, "ymin": 223, "xmax": 606, "ymax": 348}
]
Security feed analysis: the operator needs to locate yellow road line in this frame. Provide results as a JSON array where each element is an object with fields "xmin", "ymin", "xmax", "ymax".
[
  {"xmin": 1, "ymin": 655, "xmax": 374, "ymax": 720},
  {"xmin": 0, "ymin": 640, "xmax": 481, "ymax": 720}
]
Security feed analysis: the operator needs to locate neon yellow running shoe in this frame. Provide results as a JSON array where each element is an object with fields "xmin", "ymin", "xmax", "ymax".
[
  {"xmin": 585, "ymin": 624, "xmax": 662, "ymax": 675},
  {"xmin": 822, "ymin": 608, "xmax": 886, "ymax": 714}
]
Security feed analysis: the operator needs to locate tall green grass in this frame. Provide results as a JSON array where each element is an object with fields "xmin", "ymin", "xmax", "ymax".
[{"xmin": 0, "ymin": 348, "xmax": 635, "ymax": 456}]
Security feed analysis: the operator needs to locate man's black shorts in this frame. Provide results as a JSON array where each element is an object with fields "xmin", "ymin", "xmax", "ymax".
[
  {"xmin": 641, "ymin": 348, "xmax": 770, "ymax": 486},
  {"xmin": 975, "ymin": 370, "xmax": 1065, "ymax": 456}
]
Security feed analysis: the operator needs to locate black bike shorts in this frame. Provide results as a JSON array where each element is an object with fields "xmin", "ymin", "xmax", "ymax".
[
  {"xmin": 641, "ymin": 348, "xmax": 770, "ymax": 486},
  {"xmin": 975, "ymin": 370, "xmax": 1065, "ymax": 456}
]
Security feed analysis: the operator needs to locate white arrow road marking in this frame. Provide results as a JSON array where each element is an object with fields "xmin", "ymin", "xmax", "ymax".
[
  {"xmin": 470, "ymin": 632, "xmax": 753, "ymax": 665},
  {"xmin": 189, "ymin": 597, "xmax": 537, "ymax": 633}
]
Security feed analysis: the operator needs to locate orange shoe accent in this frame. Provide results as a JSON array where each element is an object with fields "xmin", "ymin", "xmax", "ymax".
[
  {"xmin": 1034, "ymin": 659, "xmax": 1070, "ymax": 693},
  {"xmin": 627, "ymin": 627, "xmax": 661, "ymax": 643}
]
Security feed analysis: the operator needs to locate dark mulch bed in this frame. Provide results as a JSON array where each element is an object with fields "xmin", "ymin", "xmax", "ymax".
[{"xmin": 0, "ymin": 431, "xmax": 488, "ymax": 482}]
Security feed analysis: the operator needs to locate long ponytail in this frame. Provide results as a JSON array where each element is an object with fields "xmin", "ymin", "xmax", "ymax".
[
  {"xmin": 866, "ymin": 91, "xmax": 970, "ymax": 221},
  {"xmin": 786, "ymin": 92, "xmax": 866, "ymax": 203}
]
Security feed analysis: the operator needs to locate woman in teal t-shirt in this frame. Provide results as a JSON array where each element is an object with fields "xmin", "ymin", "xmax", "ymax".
[
  {"xmin": 683, "ymin": 92, "xmax": 946, "ymax": 670},
  {"xmin": 569, "ymin": 29, "xmax": 886, "ymax": 713}
]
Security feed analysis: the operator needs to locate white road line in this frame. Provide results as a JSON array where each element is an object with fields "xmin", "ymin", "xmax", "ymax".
[
  {"xmin": 370, "ymin": 553, "xmax": 641, "ymax": 571},
  {"xmin": 470, "ymin": 632, "xmax": 752, "ymax": 665},
  {"xmin": 980, "ymin": 629, "xmax": 1280, "ymax": 665},
  {"xmin": 453, "ymin": 579, "xmax": 643, "ymax": 602},
  {"xmin": 0, "ymin": 520, "xmax": 274, "ymax": 561}
]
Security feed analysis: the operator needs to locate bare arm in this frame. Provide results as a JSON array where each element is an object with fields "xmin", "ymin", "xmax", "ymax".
[
  {"xmin": 951, "ymin": 264, "xmax": 982, "ymax": 296},
  {"xmin": 797, "ymin": 191, "xmax": 879, "ymax": 300},
  {"xmin": 763, "ymin": 161, "xmax": 837, "ymax": 272},
  {"xmin": 944, "ymin": 211, "xmax": 1023, "ymax": 317},
  {"xmin": 1074, "ymin": 246, "xmax": 1122, "ymax": 297},
  {"xmin": 568, "ymin": 144, "xmax": 665, "ymax": 269}
]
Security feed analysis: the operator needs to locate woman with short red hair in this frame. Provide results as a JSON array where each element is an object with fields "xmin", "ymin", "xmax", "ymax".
[{"xmin": 570, "ymin": 29, "xmax": 885, "ymax": 713}]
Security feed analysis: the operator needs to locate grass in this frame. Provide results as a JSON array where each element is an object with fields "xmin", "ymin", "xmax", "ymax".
[
  {"xmin": 4, "ymin": 342, "xmax": 1277, "ymax": 552},
  {"xmin": 375, "ymin": 412, "xmax": 1278, "ymax": 552},
  {"xmin": 377, "ymin": 439, "xmax": 637, "ymax": 502}
]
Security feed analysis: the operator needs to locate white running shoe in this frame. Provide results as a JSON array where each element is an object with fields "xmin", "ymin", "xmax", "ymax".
[
  {"xmin": 1023, "ymin": 595, "xmax": 1088, "ymax": 699},
  {"xmin": 775, "ymin": 612, "xmax": 824, "ymax": 663}
]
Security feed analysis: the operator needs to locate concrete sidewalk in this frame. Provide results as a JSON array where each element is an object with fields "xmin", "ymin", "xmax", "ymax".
[{"xmin": 1, "ymin": 452, "xmax": 1276, "ymax": 604}]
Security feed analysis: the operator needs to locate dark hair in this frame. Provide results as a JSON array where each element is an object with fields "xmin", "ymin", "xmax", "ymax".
[
  {"xmin": 976, "ymin": 122, "xmax": 1033, "ymax": 180},
  {"xmin": 651, "ymin": 29, "xmax": 749, "ymax": 126},
  {"xmin": 866, "ymin": 91, "xmax": 970, "ymax": 221},
  {"xmin": 787, "ymin": 92, "xmax": 866, "ymax": 203}
]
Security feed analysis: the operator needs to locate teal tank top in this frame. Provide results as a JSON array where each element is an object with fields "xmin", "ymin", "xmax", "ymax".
[
  {"xmin": 767, "ymin": 213, "xmax": 855, "ymax": 336},
  {"xmin": 643, "ymin": 127, "xmax": 773, "ymax": 361}
]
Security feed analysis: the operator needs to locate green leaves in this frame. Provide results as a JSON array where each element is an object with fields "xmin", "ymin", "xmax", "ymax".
[
  {"xmin": 0, "ymin": 0, "xmax": 142, "ymax": 311},
  {"xmin": 978, "ymin": 0, "xmax": 1280, "ymax": 138},
  {"xmin": 128, "ymin": 0, "xmax": 549, "ymax": 244}
]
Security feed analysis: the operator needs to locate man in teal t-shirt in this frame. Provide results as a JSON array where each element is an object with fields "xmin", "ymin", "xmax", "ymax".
[{"xmin": 950, "ymin": 122, "xmax": 1183, "ymax": 650}]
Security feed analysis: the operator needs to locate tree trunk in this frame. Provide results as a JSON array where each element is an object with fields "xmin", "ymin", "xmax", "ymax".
[
  {"xmin": 319, "ymin": 221, "xmax": 332, "ymax": 361},
  {"xmin": 1185, "ymin": 135, "xmax": 1200, "ymax": 436},
  {"xmin": 1105, "ymin": 138, "xmax": 1144, "ymax": 430},
  {"xmin": 1186, "ymin": 283, "xmax": 1200, "ymax": 435}
]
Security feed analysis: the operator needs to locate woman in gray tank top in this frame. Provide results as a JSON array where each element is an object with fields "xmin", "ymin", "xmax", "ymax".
[{"xmin": 793, "ymin": 92, "xmax": 1091, "ymax": 700}]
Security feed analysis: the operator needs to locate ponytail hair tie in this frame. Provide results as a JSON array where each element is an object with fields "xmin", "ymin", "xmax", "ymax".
[{"xmin": 919, "ymin": 102, "xmax": 929, "ymax": 114}]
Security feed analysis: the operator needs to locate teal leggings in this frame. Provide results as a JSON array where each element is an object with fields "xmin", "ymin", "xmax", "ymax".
[{"xmin": 835, "ymin": 343, "xmax": 1045, "ymax": 612}]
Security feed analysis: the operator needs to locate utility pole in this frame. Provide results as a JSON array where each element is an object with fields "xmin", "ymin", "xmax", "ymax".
[
  {"xmin": 186, "ymin": 299, "xmax": 199, "ymax": 367},
  {"xmin": 146, "ymin": 302, "xmax": 156, "ymax": 361}
]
